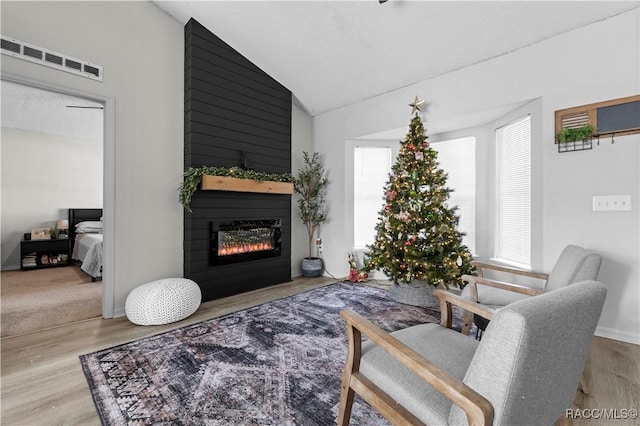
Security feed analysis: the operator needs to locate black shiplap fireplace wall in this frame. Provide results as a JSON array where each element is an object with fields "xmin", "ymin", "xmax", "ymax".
[{"xmin": 184, "ymin": 19, "xmax": 292, "ymax": 301}]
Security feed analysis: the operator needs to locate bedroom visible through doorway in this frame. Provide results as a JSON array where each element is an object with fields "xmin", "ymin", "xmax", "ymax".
[{"xmin": 0, "ymin": 80, "xmax": 105, "ymax": 336}]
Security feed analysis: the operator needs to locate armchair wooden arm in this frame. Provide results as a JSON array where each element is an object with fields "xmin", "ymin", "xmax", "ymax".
[
  {"xmin": 461, "ymin": 275, "xmax": 545, "ymax": 302},
  {"xmin": 338, "ymin": 309, "xmax": 494, "ymax": 426},
  {"xmin": 459, "ymin": 273, "xmax": 545, "ymax": 336},
  {"xmin": 472, "ymin": 260, "xmax": 549, "ymax": 280},
  {"xmin": 433, "ymin": 288, "xmax": 497, "ymax": 329}
]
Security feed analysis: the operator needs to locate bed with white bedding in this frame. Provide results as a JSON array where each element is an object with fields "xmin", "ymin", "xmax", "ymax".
[
  {"xmin": 69, "ymin": 208, "xmax": 103, "ymax": 281},
  {"xmin": 72, "ymin": 233, "xmax": 103, "ymax": 279}
]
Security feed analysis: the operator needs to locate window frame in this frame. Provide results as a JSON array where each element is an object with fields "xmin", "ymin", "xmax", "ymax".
[
  {"xmin": 488, "ymin": 98, "xmax": 543, "ymax": 272},
  {"xmin": 346, "ymin": 139, "xmax": 399, "ymax": 254},
  {"xmin": 431, "ymin": 136, "xmax": 477, "ymax": 255},
  {"xmin": 494, "ymin": 115, "xmax": 532, "ymax": 268}
]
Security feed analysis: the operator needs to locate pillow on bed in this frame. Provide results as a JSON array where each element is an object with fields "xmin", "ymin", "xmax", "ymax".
[{"xmin": 76, "ymin": 221, "xmax": 103, "ymax": 233}]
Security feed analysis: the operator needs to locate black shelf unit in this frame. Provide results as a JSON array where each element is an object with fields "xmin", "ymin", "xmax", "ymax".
[{"xmin": 20, "ymin": 239, "xmax": 70, "ymax": 270}]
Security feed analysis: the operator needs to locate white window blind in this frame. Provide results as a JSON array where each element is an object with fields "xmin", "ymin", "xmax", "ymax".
[
  {"xmin": 495, "ymin": 116, "xmax": 531, "ymax": 267},
  {"xmin": 433, "ymin": 136, "xmax": 476, "ymax": 254},
  {"xmin": 353, "ymin": 146, "xmax": 392, "ymax": 249}
]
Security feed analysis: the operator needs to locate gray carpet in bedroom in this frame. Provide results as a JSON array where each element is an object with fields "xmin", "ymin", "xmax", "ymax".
[
  {"xmin": 1, "ymin": 265, "xmax": 101, "ymax": 337},
  {"xmin": 80, "ymin": 282, "xmax": 462, "ymax": 425}
]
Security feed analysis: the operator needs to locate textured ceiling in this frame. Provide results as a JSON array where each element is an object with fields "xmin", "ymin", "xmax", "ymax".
[
  {"xmin": 154, "ymin": 1, "xmax": 639, "ymax": 116},
  {"xmin": 1, "ymin": 80, "xmax": 103, "ymax": 142},
  {"xmin": 3, "ymin": 2, "xmax": 637, "ymax": 141}
]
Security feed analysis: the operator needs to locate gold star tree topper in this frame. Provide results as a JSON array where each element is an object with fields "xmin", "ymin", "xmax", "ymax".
[{"xmin": 409, "ymin": 96, "xmax": 425, "ymax": 115}]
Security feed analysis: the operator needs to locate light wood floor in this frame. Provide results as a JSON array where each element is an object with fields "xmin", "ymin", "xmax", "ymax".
[{"xmin": 1, "ymin": 277, "xmax": 638, "ymax": 426}]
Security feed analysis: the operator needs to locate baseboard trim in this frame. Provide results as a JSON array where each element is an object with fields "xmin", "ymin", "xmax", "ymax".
[
  {"xmin": 595, "ymin": 325, "xmax": 640, "ymax": 345},
  {"xmin": 1, "ymin": 264, "xmax": 20, "ymax": 271},
  {"xmin": 113, "ymin": 307, "xmax": 126, "ymax": 318}
]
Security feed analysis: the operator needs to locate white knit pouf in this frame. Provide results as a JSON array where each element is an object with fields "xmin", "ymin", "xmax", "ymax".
[{"xmin": 125, "ymin": 278, "xmax": 201, "ymax": 326}]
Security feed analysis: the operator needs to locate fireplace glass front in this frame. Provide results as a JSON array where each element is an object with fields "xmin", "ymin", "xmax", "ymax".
[{"xmin": 210, "ymin": 220, "xmax": 281, "ymax": 265}]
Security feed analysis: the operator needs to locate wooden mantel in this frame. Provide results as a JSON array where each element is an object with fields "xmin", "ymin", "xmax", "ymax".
[{"xmin": 201, "ymin": 175, "xmax": 294, "ymax": 194}]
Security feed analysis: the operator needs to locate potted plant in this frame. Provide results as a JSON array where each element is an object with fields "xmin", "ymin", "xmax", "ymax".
[{"xmin": 294, "ymin": 152, "xmax": 328, "ymax": 277}]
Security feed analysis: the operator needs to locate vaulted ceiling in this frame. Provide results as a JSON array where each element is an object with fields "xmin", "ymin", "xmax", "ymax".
[
  {"xmin": 154, "ymin": 1, "xmax": 639, "ymax": 116},
  {"xmin": 3, "ymin": 2, "xmax": 637, "ymax": 140}
]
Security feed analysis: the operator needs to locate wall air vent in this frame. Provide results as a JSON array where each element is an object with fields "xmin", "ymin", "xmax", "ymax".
[
  {"xmin": 0, "ymin": 35, "xmax": 103, "ymax": 81},
  {"xmin": 45, "ymin": 52, "xmax": 63, "ymax": 66},
  {"xmin": 23, "ymin": 45, "xmax": 43, "ymax": 60},
  {"xmin": 560, "ymin": 111, "xmax": 589, "ymax": 130}
]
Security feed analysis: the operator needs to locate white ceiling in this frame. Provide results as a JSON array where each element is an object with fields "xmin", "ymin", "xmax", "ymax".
[
  {"xmin": 154, "ymin": 0, "xmax": 639, "ymax": 117},
  {"xmin": 2, "ymin": 2, "xmax": 637, "ymax": 141},
  {"xmin": 1, "ymin": 80, "xmax": 103, "ymax": 142}
]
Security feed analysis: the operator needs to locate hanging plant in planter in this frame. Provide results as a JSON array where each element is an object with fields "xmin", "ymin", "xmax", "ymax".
[
  {"xmin": 363, "ymin": 97, "xmax": 475, "ymax": 306},
  {"xmin": 294, "ymin": 152, "xmax": 329, "ymax": 277},
  {"xmin": 179, "ymin": 166, "xmax": 293, "ymax": 212},
  {"xmin": 556, "ymin": 124, "xmax": 595, "ymax": 143}
]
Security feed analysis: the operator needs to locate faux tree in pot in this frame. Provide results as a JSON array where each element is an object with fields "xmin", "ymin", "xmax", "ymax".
[{"xmin": 294, "ymin": 151, "xmax": 328, "ymax": 277}]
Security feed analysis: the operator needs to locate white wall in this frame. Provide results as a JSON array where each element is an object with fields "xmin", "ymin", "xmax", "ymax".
[
  {"xmin": 314, "ymin": 10, "xmax": 640, "ymax": 344},
  {"xmin": 1, "ymin": 127, "xmax": 103, "ymax": 269},
  {"xmin": 291, "ymin": 100, "xmax": 313, "ymax": 276},
  {"xmin": 1, "ymin": 1, "xmax": 184, "ymax": 315},
  {"xmin": 1, "ymin": 1, "xmax": 313, "ymax": 312}
]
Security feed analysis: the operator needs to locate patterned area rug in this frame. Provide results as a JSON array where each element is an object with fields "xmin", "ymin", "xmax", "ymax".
[{"xmin": 80, "ymin": 282, "xmax": 456, "ymax": 425}]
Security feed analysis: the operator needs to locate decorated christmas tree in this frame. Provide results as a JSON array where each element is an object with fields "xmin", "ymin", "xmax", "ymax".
[{"xmin": 364, "ymin": 97, "xmax": 474, "ymax": 288}]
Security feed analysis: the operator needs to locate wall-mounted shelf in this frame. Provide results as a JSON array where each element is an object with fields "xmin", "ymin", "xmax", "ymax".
[
  {"xmin": 555, "ymin": 95, "xmax": 640, "ymax": 148},
  {"xmin": 201, "ymin": 175, "xmax": 294, "ymax": 194},
  {"xmin": 558, "ymin": 139, "xmax": 592, "ymax": 153}
]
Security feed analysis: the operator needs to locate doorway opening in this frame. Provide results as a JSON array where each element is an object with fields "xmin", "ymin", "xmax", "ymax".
[{"xmin": 0, "ymin": 75, "xmax": 114, "ymax": 335}]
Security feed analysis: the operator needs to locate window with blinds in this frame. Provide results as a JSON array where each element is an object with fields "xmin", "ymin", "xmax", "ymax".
[
  {"xmin": 353, "ymin": 146, "xmax": 392, "ymax": 249},
  {"xmin": 433, "ymin": 136, "xmax": 476, "ymax": 254},
  {"xmin": 495, "ymin": 116, "xmax": 531, "ymax": 268}
]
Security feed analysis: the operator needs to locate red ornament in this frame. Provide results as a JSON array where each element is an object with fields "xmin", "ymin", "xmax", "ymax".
[
  {"xmin": 405, "ymin": 240, "xmax": 412, "ymax": 246},
  {"xmin": 384, "ymin": 204, "xmax": 391, "ymax": 211},
  {"xmin": 408, "ymin": 143, "xmax": 415, "ymax": 151},
  {"xmin": 401, "ymin": 263, "xmax": 407, "ymax": 269}
]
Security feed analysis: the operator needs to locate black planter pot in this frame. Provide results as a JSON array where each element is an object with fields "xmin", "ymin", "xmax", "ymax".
[{"xmin": 301, "ymin": 257, "xmax": 323, "ymax": 277}]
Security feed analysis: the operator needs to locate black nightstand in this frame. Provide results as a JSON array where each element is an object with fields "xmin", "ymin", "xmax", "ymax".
[{"xmin": 20, "ymin": 239, "xmax": 71, "ymax": 270}]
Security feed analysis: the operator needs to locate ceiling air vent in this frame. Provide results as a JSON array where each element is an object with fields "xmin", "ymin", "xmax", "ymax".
[{"xmin": 0, "ymin": 35, "xmax": 103, "ymax": 81}]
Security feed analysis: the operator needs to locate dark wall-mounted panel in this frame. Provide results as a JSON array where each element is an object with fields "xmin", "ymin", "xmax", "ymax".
[
  {"xmin": 184, "ymin": 18, "xmax": 292, "ymax": 301},
  {"xmin": 597, "ymin": 100, "xmax": 640, "ymax": 134}
]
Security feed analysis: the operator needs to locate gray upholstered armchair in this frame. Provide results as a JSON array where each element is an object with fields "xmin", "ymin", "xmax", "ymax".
[
  {"xmin": 459, "ymin": 244, "xmax": 603, "ymax": 336},
  {"xmin": 338, "ymin": 281, "xmax": 607, "ymax": 426}
]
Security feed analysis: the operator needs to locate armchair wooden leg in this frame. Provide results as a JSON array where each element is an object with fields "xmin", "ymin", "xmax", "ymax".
[
  {"xmin": 461, "ymin": 310, "xmax": 474, "ymax": 335},
  {"xmin": 338, "ymin": 311, "xmax": 363, "ymax": 426},
  {"xmin": 579, "ymin": 369, "xmax": 589, "ymax": 395},
  {"xmin": 555, "ymin": 412, "xmax": 573, "ymax": 426},
  {"xmin": 337, "ymin": 376, "xmax": 355, "ymax": 426}
]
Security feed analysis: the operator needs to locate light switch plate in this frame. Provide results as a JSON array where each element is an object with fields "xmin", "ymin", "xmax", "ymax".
[{"xmin": 592, "ymin": 195, "xmax": 632, "ymax": 211}]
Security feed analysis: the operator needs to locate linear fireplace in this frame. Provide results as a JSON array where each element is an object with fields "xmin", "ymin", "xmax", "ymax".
[{"xmin": 210, "ymin": 219, "xmax": 282, "ymax": 266}]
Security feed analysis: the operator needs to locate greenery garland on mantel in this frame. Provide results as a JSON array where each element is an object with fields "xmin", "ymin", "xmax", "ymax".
[{"xmin": 179, "ymin": 166, "xmax": 294, "ymax": 212}]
